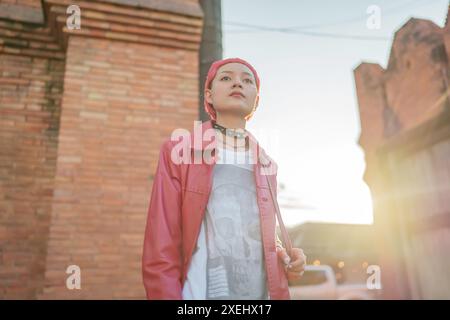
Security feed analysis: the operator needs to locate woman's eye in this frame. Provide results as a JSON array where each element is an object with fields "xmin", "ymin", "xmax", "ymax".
[{"xmin": 220, "ymin": 76, "xmax": 253, "ymax": 83}]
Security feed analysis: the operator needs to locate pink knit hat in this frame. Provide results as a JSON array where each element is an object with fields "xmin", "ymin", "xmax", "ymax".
[{"xmin": 204, "ymin": 57, "xmax": 260, "ymax": 121}]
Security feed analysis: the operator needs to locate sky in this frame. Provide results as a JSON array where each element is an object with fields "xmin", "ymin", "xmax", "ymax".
[{"xmin": 221, "ymin": 0, "xmax": 449, "ymax": 227}]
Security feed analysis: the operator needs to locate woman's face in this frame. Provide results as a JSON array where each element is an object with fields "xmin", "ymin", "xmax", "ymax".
[{"xmin": 205, "ymin": 62, "xmax": 259, "ymax": 120}]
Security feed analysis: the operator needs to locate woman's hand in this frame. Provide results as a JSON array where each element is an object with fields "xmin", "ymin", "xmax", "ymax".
[{"xmin": 276, "ymin": 247, "xmax": 307, "ymax": 282}]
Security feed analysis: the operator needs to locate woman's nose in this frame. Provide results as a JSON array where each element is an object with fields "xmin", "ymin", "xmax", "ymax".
[{"xmin": 232, "ymin": 80, "xmax": 243, "ymax": 88}]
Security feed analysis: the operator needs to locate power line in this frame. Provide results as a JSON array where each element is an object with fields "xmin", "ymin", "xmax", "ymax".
[
  {"xmin": 223, "ymin": 0, "xmax": 437, "ymax": 41},
  {"xmin": 225, "ymin": 25, "xmax": 392, "ymax": 41},
  {"xmin": 224, "ymin": 0, "xmax": 430, "ymax": 32},
  {"xmin": 225, "ymin": 27, "xmax": 391, "ymax": 41},
  {"xmin": 275, "ymin": 0, "xmax": 426, "ymax": 30},
  {"xmin": 285, "ymin": 30, "xmax": 391, "ymax": 41}
]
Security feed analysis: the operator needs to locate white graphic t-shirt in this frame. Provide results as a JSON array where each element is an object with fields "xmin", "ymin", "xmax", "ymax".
[{"xmin": 182, "ymin": 144, "xmax": 269, "ymax": 300}]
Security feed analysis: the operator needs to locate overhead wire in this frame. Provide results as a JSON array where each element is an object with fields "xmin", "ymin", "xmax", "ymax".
[{"xmin": 223, "ymin": 0, "xmax": 439, "ymax": 41}]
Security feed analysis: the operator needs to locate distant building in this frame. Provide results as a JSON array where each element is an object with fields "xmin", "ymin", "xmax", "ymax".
[
  {"xmin": 287, "ymin": 222, "xmax": 378, "ymax": 285},
  {"xmin": 354, "ymin": 6, "xmax": 450, "ymax": 299}
]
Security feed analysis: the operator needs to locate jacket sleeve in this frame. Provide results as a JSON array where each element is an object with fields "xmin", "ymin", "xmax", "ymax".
[{"xmin": 142, "ymin": 140, "xmax": 183, "ymax": 300}]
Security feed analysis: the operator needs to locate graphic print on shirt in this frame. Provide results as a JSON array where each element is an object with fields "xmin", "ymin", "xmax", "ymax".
[{"xmin": 204, "ymin": 158, "xmax": 268, "ymax": 300}]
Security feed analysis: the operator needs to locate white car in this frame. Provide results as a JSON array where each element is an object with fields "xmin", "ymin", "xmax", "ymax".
[{"xmin": 289, "ymin": 265, "xmax": 381, "ymax": 300}]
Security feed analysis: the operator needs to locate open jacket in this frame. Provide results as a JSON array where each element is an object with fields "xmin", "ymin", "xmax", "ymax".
[{"xmin": 142, "ymin": 120, "xmax": 290, "ymax": 300}]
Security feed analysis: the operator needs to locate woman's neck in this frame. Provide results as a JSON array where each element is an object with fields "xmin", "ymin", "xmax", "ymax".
[
  {"xmin": 213, "ymin": 119, "xmax": 250, "ymax": 152},
  {"xmin": 214, "ymin": 114, "xmax": 246, "ymax": 130}
]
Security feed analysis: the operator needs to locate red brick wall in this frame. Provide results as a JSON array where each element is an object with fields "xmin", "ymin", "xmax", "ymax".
[
  {"xmin": 1, "ymin": 0, "xmax": 203, "ymax": 299},
  {"xmin": 354, "ymin": 6, "xmax": 450, "ymax": 299},
  {"xmin": 0, "ymin": 54, "xmax": 65, "ymax": 299},
  {"xmin": 0, "ymin": 0, "xmax": 41, "ymax": 8},
  {"xmin": 0, "ymin": 1, "xmax": 44, "ymax": 24},
  {"xmin": 0, "ymin": 5, "xmax": 66, "ymax": 297},
  {"xmin": 385, "ymin": 19, "xmax": 446, "ymax": 130},
  {"xmin": 16, "ymin": 0, "xmax": 41, "ymax": 7},
  {"xmin": 355, "ymin": 16, "xmax": 449, "ymax": 154},
  {"xmin": 353, "ymin": 64, "xmax": 384, "ymax": 157},
  {"xmin": 40, "ymin": 36, "xmax": 198, "ymax": 299}
]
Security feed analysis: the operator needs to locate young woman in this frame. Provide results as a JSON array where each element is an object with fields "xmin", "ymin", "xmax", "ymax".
[{"xmin": 142, "ymin": 57, "xmax": 306, "ymax": 300}]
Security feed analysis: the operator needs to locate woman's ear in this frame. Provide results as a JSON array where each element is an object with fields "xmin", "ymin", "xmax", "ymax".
[
  {"xmin": 244, "ymin": 95, "xmax": 260, "ymax": 121},
  {"xmin": 205, "ymin": 88, "xmax": 213, "ymax": 104}
]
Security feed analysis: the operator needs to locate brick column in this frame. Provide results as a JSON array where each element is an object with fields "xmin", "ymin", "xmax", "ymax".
[
  {"xmin": 1, "ymin": 0, "xmax": 204, "ymax": 299},
  {"xmin": 0, "ymin": 0, "xmax": 65, "ymax": 299},
  {"xmin": 354, "ymin": 14, "xmax": 450, "ymax": 299},
  {"xmin": 40, "ymin": 0, "xmax": 203, "ymax": 299}
]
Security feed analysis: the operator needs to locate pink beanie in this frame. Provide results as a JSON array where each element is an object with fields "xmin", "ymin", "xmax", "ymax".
[{"xmin": 204, "ymin": 57, "xmax": 260, "ymax": 121}]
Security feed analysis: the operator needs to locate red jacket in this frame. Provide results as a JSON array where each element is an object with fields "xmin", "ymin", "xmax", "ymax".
[{"xmin": 142, "ymin": 120, "xmax": 290, "ymax": 300}]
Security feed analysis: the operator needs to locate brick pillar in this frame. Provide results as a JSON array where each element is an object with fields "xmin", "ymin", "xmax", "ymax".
[
  {"xmin": 1, "ymin": 0, "xmax": 204, "ymax": 299},
  {"xmin": 353, "ymin": 14, "xmax": 450, "ymax": 299},
  {"xmin": 40, "ymin": 0, "xmax": 203, "ymax": 299},
  {"xmin": 0, "ymin": 0, "xmax": 65, "ymax": 299}
]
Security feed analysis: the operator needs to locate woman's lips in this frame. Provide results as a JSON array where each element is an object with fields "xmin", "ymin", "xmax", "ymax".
[{"xmin": 230, "ymin": 93, "xmax": 245, "ymax": 99}]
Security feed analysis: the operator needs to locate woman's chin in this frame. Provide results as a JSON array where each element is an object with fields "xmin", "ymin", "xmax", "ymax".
[{"xmin": 216, "ymin": 104, "xmax": 251, "ymax": 115}]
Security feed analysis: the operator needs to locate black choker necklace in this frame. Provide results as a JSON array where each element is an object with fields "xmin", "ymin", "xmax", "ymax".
[{"xmin": 213, "ymin": 121, "xmax": 248, "ymax": 139}]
